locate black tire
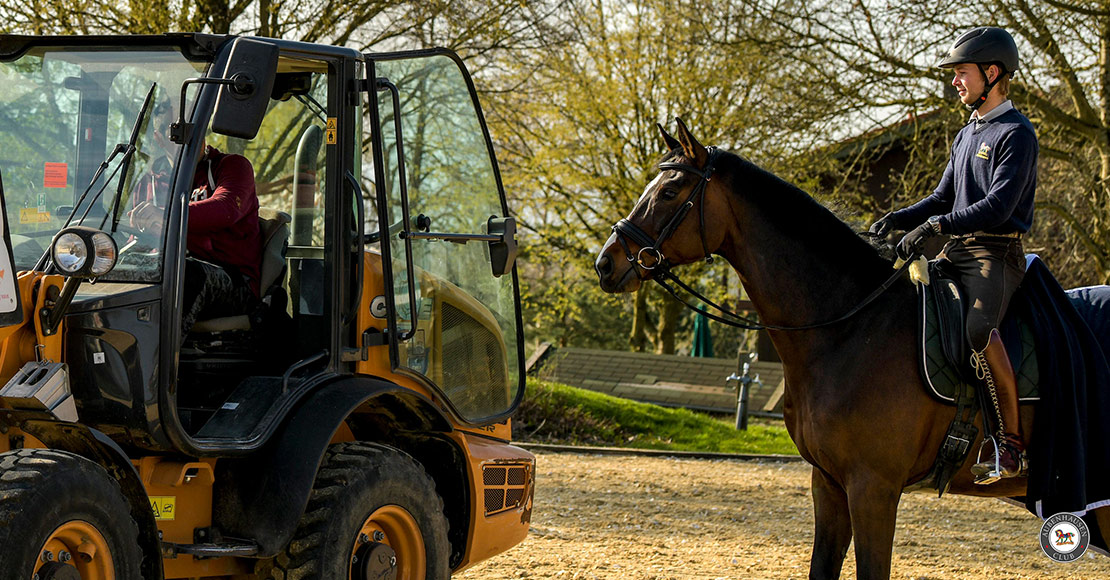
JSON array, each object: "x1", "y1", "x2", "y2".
[
  {"x1": 256, "y1": 442, "x2": 451, "y2": 580},
  {"x1": 0, "y1": 448, "x2": 142, "y2": 579}
]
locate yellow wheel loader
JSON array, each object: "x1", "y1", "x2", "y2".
[{"x1": 0, "y1": 33, "x2": 532, "y2": 579}]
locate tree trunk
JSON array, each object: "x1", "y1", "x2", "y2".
[
  {"x1": 655, "y1": 291, "x2": 682, "y2": 355},
  {"x1": 630, "y1": 285, "x2": 648, "y2": 352}
]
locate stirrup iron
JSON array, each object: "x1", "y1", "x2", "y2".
[{"x1": 972, "y1": 435, "x2": 1003, "y2": 485}]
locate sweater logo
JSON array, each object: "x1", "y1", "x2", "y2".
[{"x1": 976, "y1": 142, "x2": 991, "y2": 160}]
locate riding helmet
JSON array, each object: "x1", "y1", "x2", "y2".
[{"x1": 936, "y1": 27, "x2": 1019, "y2": 74}]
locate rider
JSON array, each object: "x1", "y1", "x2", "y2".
[
  {"x1": 869, "y1": 27, "x2": 1037, "y2": 484},
  {"x1": 130, "y1": 99, "x2": 263, "y2": 336}
]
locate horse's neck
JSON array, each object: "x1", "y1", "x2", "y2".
[{"x1": 715, "y1": 167, "x2": 900, "y2": 336}]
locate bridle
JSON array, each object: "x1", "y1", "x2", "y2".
[
  {"x1": 612, "y1": 147, "x2": 722, "y2": 272},
  {"x1": 609, "y1": 147, "x2": 913, "y2": 331}
]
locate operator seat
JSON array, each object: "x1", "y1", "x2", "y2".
[{"x1": 190, "y1": 208, "x2": 291, "y2": 333}]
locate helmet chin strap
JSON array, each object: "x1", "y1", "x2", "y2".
[{"x1": 966, "y1": 63, "x2": 1003, "y2": 112}]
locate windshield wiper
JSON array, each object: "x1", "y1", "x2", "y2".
[
  {"x1": 106, "y1": 82, "x2": 158, "y2": 233},
  {"x1": 33, "y1": 83, "x2": 159, "y2": 272}
]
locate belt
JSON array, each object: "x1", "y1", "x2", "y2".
[{"x1": 952, "y1": 231, "x2": 1023, "y2": 240}]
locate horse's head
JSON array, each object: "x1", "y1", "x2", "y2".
[{"x1": 595, "y1": 118, "x2": 732, "y2": 293}]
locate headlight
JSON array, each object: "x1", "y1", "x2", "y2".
[
  {"x1": 51, "y1": 227, "x2": 118, "y2": 278},
  {"x1": 53, "y1": 233, "x2": 87, "y2": 275},
  {"x1": 89, "y1": 232, "x2": 117, "y2": 277}
]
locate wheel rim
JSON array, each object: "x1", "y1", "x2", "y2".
[
  {"x1": 35, "y1": 520, "x2": 114, "y2": 580},
  {"x1": 351, "y1": 505, "x2": 425, "y2": 580}
]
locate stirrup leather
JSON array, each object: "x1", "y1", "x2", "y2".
[{"x1": 971, "y1": 348, "x2": 1007, "y2": 436}]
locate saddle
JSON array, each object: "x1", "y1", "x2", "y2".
[{"x1": 917, "y1": 259, "x2": 1040, "y2": 404}]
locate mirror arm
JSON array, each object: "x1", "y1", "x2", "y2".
[
  {"x1": 40, "y1": 277, "x2": 82, "y2": 337},
  {"x1": 171, "y1": 77, "x2": 245, "y2": 145}
]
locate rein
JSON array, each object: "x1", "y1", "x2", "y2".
[
  {"x1": 610, "y1": 148, "x2": 914, "y2": 331},
  {"x1": 654, "y1": 257, "x2": 914, "y2": 331}
]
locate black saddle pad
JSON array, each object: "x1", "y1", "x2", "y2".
[{"x1": 917, "y1": 262, "x2": 1039, "y2": 403}]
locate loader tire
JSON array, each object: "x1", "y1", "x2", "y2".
[
  {"x1": 255, "y1": 442, "x2": 450, "y2": 580},
  {"x1": 0, "y1": 448, "x2": 142, "y2": 579}
]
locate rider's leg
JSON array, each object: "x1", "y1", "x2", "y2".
[
  {"x1": 938, "y1": 238, "x2": 1026, "y2": 483},
  {"x1": 971, "y1": 328, "x2": 1026, "y2": 482}
]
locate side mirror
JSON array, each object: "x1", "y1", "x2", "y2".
[
  {"x1": 487, "y1": 216, "x2": 517, "y2": 277},
  {"x1": 211, "y1": 38, "x2": 278, "y2": 140}
]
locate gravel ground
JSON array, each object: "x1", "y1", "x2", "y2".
[{"x1": 457, "y1": 451, "x2": 1110, "y2": 580}]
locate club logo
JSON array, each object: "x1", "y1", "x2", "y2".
[
  {"x1": 976, "y1": 142, "x2": 991, "y2": 160},
  {"x1": 1039, "y1": 512, "x2": 1089, "y2": 562}
]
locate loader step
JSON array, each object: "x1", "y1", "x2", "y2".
[{"x1": 162, "y1": 540, "x2": 259, "y2": 558}]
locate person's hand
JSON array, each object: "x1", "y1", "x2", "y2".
[
  {"x1": 869, "y1": 212, "x2": 899, "y2": 238},
  {"x1": 128, "y1": 201, "x2": 164, "y2": 234},
  {"x1": 896, "y1": 223, "x2": 936, "y2": 260}
]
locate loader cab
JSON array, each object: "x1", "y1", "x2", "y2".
[{"x1": 0, "y1": 35, "x2": 524, "y2": 456}]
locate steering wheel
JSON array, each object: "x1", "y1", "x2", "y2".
[{"x1": 111, "y1": 223, "x2": 162, "y2": 254}]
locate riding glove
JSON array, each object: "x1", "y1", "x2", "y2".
[
  {"x1": 869, "y1": 212, "x2": 900, "y2": 238},
  {"x1": 896, "y1": 223, "x2": 936, "y2": 260}
]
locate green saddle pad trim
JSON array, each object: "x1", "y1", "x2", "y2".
[{"x1": 921, "y1": 284, "x2": 1039, "y2": 403}]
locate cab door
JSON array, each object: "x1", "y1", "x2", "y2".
[{"x1": 365, "y1": 50, "x2": 524, "y2": 425}]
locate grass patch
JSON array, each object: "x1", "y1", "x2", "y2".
[{"x1": 512, "y1": 379, "x2": 799, "y2": 456}]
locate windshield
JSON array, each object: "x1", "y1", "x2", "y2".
[{"x1": 0, "y1": 46, "x2": 208, "y2": 283}]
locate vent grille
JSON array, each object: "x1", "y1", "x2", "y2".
[
  {"x1": 482, "y1": 463, "x2": 531, "y2": 515},
  {"x1": 484, "y1": 467, "x2": 506, "y2": 486},
  {"x1": 441, "y1": 303, "x2": 509, "y2": 420}
]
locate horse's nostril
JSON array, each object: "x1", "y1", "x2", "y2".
[{"x1": 596, "y1": 254, "x2": 613, "y2": 277}]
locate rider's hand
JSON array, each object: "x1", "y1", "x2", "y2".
[
  {"x1": 896, "y1": 223, "x2": 936, "y2": 260},
  {"x1": 128, "y1": 201, "x2": 164, "y2": 234},
  {"x1": 869, "y1": 212, "x2": 900, "y2": 238}
]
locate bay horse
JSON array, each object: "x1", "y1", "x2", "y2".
[{"x1": 594, "y1": 119, "x2": 1110, "y2": 579}]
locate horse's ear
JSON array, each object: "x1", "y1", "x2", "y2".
[
  {"x1": 674, "y1": 117, "x2": 708, "y2": 167},
  {"x1": 658, "y1": 123, "x2": 681, "y2": 151}
]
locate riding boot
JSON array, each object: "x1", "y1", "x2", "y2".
[{"x1": 970, "y1": 329, "x2": 1027, "y2": 485}]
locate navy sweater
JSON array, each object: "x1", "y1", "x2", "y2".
[{"x1": 893, "y1": 108, "x2": 1038, "y2": 235}]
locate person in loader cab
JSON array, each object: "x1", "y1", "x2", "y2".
[
  {"x1": 130, "y1": 100, "x2": 263, "y2": 336},
  {"x1": 869, "y1": 26, "x2": 1037, "y2": 484}
]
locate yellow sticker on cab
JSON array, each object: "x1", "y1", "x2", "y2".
[
  {"x1": 150, "y1": 496, "x2": 176, "y2": 520},
  {"x1": 19, "y1": 208, "x2": 50, "y2": 224},
  {"x1": 326, "y1": 117, "x2": 337, "y2": 145}
]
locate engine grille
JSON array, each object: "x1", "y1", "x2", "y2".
[{"x1": 482, "y1": 463, "x2": 530, "y2": 515}]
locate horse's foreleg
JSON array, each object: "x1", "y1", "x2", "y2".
[
  {"x1": 809, "y1": 468, "x2": 852, "y2": 580},
  {"x1": 846, "y1": 477, "x2": 901, "y2": 580}
]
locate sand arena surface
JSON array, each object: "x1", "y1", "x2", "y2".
[{"x1": 457, "y1": 451, "x2": 1110, "y2": 579}]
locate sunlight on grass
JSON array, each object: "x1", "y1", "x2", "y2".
[{"x1": 514, "y1": 379, "x2": 799, "y2": 456}]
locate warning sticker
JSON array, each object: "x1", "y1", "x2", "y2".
[
  {"x1": 19, "y1": 208, "x2": 50, "y2": 224},
  {"x1": 150, "y1": 496, "x2": 176, "y2": 520},
  {"x1": 43, "y1": 162, "x2": 68, "y2": 189},
  {"x1": 326, "y1": 117, "x2": 337, "y2": 145}
]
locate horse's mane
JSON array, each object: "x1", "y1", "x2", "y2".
[{"x1": 659, "y1": 148, "x2": 893, "y2": 280}]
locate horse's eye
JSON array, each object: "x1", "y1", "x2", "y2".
[{"x1": 660, "y1": 189, "x2": 678, "y2": 200}]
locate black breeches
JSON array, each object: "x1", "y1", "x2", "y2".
[{"x1": 937, "y1": 237, "x2": 1026, "y2": 351}]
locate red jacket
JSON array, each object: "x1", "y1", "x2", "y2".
[{"x1": 186, "y1": 147, "x2": 262, "y2": 295}]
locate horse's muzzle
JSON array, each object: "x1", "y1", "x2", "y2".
[{"x1": 595, "y1": 234, "x2": 641, "y2": 293}]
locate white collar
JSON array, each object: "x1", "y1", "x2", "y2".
[{"x1": 970, "y1": 100, "x2": 1014, "y2": 124}]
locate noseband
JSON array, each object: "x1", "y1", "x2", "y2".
[{"x1": 612, "y1": 147, "x2": 722, "y2": 271}]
